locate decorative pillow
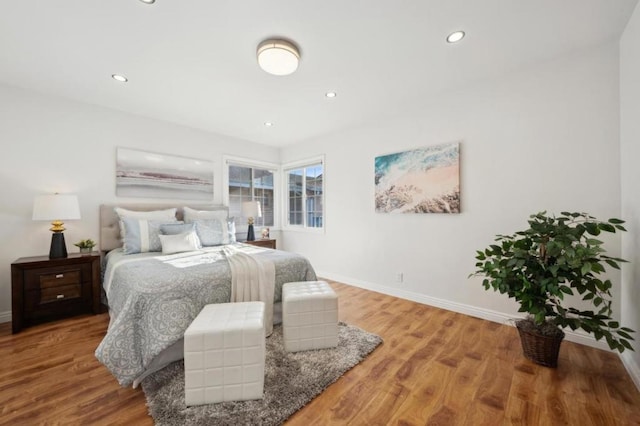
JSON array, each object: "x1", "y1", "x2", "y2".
[
  {"x1": 120, "y1": 217, "x2": 178, "y2": 254},
  {"x1": 160, "y1": 222, "x2": 195, "y2": 235},
  {"x1": 192, "y1": 219, "x2": 226, "y2": 246},
  {"x1": 115, "y1": 207, "x2": 177, "y2": 220},
  {"x1": 159, "y1": 231, "x2": 201, "y2": 254},
  {"x1": 183, "y1": 207, "x2": 227, "y2": 222},
  {"x1": 227, "y1": 217, "x2": 237, "y2": 243}
]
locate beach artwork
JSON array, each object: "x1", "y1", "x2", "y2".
[
  {"x1": 375, "y1": 142, "x2": 460, "y2": 213},
  {"x1": 116, "y1": 147, "x2": 214, "y2": 200}
]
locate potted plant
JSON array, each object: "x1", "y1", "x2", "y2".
[
  {"x1": 74, "y1": 238, "x2": 96, "y2": 254},
  {"x1": 470, "y1": 211, "x2": 634, "y2": 367}
]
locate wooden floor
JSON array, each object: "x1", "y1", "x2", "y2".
[{"x1": 1, "y1": 281, "x2": 639, "y2": 425}]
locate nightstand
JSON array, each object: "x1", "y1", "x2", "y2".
[
  {"x1": 11, "y1": 252, "x2": 101, "y2": 334},
  {"x1": 243, "y1": 239, "x2": 276, "y2": 249}
]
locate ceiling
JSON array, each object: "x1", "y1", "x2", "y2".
[{"x1": 0, "y1": 0, "x2": 637, "y2": 147}]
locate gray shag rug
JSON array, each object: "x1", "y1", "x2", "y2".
[{"x1": 141, "y1": 322, "x2": 383, "y2": 425}]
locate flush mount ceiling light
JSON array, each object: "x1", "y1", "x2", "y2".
[
  {"x1": 264, "y1": 121, "x2": 274, "y2": 127},
  {"x1": 111, "y1": 74, "x2": 128, "y2": 82},
  {"x1": 325, "y1": 91, "x2": 337, "y2": 98},
  {"x1": 447, "y1": 31, "x2": 465, "y2": 43},
  {"x1": 257, "y1": 39, "x2": 300, "y2": 76},
  {"x1": 139, "y1": 0, "x2": 156, "y2": 4}
]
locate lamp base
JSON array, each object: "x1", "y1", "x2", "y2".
[
  {"x1": 247, "y1": 224, "x2": 255, "y2": 241},
  {"x1": 49, "y1": 232, "x2": 68, "y2": 259}
]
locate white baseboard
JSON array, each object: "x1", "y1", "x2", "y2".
[
  {"x1": 0, "y1": 310, "x2": 11, "y2": 324},
  {"x1": 317, "y1": 270, "x2": 630, "y2": 354},
  {"x1": 621, "y1": 351, "x2": 640, "y2": 392}
]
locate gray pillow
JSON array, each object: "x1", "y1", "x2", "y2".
[
  {"x1": 193, "y1": 219, "x2": 225, "y2": 246},
  {"x1": 160, "y1": 222, "x2": 194, "y2": 235},
  {"x1": 120, "y1": 217, "x2": 178, "y2": 254}
]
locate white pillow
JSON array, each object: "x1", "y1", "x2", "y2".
[
  {"x1": 227, "y1": 217, "x2": 237, "y2": 243},
  {"x1": 115, "y1": 207, "x2": 177, "y2": 220},
  {"x1": 158, "y1": 231, "x2": 201, "y2": 254},
  {"x1": 183, "y1": 206, "x2": 227, "y2": 222}
]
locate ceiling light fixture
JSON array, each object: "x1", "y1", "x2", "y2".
[
  {"x1": 139, "y1": 0, "x2": 156, "y2": 4},
  {"x1": 112, "y1": 74, "x2": 128, "y2": 82},
  {"x1": 325, "y1": 91, "x2": 337, "y2": 98},
  {"x1": 257, "y1": 39, "x2": 300, "y2": 76},
  {"x1": 447, "y1": 31, "x2": 465, "y2": 43},
  {"x1": 264, "y1": 121, "x2": 274, "y2": 127}
]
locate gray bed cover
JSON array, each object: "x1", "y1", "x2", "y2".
[{"x1": 95, "y1": 244, "x2": 316, "y2": 386}]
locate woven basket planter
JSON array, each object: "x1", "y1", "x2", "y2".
[{"x1": 516, "y1": 321, "x2": 565, "y2": 367}]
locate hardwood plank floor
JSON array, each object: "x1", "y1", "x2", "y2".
[{"x1": 1, "y1": 280, "x2": 639, "y2": 425}]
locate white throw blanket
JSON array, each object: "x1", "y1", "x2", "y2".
[{"x1": 223, "y1": 245, "x2": 276, "y2": 336}]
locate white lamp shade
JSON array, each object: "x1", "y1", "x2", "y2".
[
  {"x1": 32, "y1": 194, "x2": 81, "y2": 221},
  {"x1": 241, "y1": 201, "x2": 262, "y2": 218},
  {"x1": 257, "y1": 39, "x2": 300, "y2": 76}
]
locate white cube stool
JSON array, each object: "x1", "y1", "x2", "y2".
[
  {"x1": 282, "y1": 281, "x2": 338, "y2": 352},
  {"x1": 184, "y1": 301, "x2": 265, "y2": 406}
]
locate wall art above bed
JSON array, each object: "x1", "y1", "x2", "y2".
[
  {"x1": 116, "y1": 147, "x2": 214, "y2": 200},
  {"x1": 375, "y1": 142, "x2": 460, "y2": 214}
]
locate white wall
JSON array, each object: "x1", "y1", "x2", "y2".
[
  {"x1": 0, "y1": 84, "x2": 279, "y2": 320},
  {"x1": 281, "y1": 44, "x2": 624, "y2": 349},
  {"x1": 620, "y1": 2, "x2": 640, "y2": 389}
]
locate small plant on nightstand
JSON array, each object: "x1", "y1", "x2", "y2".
[{"x1": 74, "y1": 238, "x2": 96, "y2": 254}]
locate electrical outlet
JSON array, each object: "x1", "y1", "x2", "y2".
[{"x1": 396, "y1": 272, "x2": 404, "y2": 283}]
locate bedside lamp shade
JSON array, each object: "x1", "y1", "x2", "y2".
[
  {"x1": 33, "y1": 194, "x2": 81, "y2": 259},
  {"x1": 241, "y1": 201, "x2": 262, "y2": 241}
]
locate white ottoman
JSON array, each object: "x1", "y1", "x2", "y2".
[
  {"x1": 184, "y1": 301, "x2": 265, "y2": 406},
  {"x1": 282, "y1": 281, "x2": 338, "y2": 352}
]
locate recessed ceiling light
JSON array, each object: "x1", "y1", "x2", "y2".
[
  {"x1": 111, "y1": 74, "x2": 128, "y2": 82},
  {"x1": 325, "y1": 91, "x2": 337, "y2": 98},
  {"x1": 257, "y1": 39, "x2": 300, "y2": 76},
  {"x1": 447, "y1": 31, "x2": 465, "y2": 43},
  {"x1": 139, "y1": 0, "x2": 156, "y2": 4},
  {"x1": 264, "y1": 122, "x2": 273, "y2": 127}
]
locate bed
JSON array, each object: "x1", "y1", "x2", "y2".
[{"x1": 94, "y1": 204, "x2": 317, "y2": 387}]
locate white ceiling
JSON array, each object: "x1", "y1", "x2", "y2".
[{"x1": 0, "y1": 0, "x2": 637, "y2": 147}]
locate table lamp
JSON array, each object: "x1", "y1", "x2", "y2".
[
  {"x1": 32, "y1": 194, "x2": 81, "y2": 259},
  {"x1": 241, "y1": 201, "x2": 262, "y2": 241}
]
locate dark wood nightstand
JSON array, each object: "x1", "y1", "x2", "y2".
[
  {"x1": 243, "y1": 239, "x2": 276, "y2": 249},
  {"x1": 11, "y1": 252, "x2": 101, "y2": 334}
]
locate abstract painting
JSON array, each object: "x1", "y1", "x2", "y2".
[
  {"x1": 375, "y1": 142, "x2": 460, "y2": 213},
  {"x1": 116, "y1": 147, "x2": 214, "y2": 200}
]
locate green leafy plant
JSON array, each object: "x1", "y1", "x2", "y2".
[
  {"x1": 74, "y1": 239, "x2": 96, "y2": 249},
  {"x1": 470, "y1": 211, "x2": 634, "y2": 353}
]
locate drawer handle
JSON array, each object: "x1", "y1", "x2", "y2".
[
  {"x1": 56, "y1": 294, "x2": 64, "y2": 299},
  {"x1": 55, "y1": 274, "x2": 64, "y2": 279}
]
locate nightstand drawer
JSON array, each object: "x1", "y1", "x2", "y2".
[
  {"x1": 39, "y1": 270, "x2": 81, "y2": 289},
  {"x1": 39, "y1": 283, "x2": 81, "y2": 303},
  {"x1": 24, "y1": 266, "x2": 87, "y2": 291}
]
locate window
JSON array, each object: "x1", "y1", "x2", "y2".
[
  {"x1": 227, "y1": 163, "x2": 275, "y2": 227},
  {"x1": 285, "y1": 160, "x2": 323, "y2": 229}
]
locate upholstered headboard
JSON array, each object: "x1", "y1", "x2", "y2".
[{"x1": 99, "y1": 203, "x2": 228, "y2": 252}]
